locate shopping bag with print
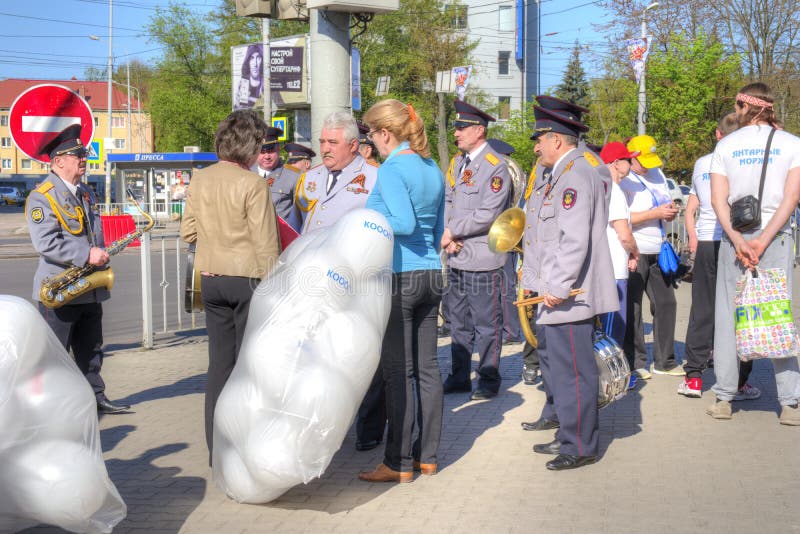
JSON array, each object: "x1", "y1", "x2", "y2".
[{"x1": 734, "y1": 267, "x2": 800, "y2": 361}]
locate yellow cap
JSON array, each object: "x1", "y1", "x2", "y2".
[{"x1": 627, "y1": 135, "x2": 663, "y2": 169}]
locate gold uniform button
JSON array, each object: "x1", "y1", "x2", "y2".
[
  {"x1": 525, "y1": 240, "x2": 530, "y2": 245},
  {"x1": 321, "y1": 206, "x2": 326, "y2": 210}
]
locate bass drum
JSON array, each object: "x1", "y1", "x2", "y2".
[
  {"x1": 184, "y1": 243, "x2": 203, "y2": 314},
  {"x1": 594, "y1": 333, "x2": 630, "y2": 408}
]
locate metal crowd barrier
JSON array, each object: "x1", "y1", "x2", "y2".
[{"x1": 138, "y1": 232, "x2": 204, "y2": 349}]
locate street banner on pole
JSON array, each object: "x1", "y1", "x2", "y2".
[{"x1": 625, "y1": 37, "x2": 650, "y2": 84}]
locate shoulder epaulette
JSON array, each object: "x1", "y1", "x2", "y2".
[
  {"x1": 309, "y1": 162, "x2": 325, "y2": 171},
  {"x1": 366, "y1": 160, "x2": 380, "y2": 168},
  {"x1": 583, "y1": 151, "x2": 600, "y2": 167},
  {"x1": 485, "y1": 152, "x2": 499, "y2": 166},
  {"x1": 284, "y1": 164, "x2": 300, "y2": 172},
  {"x1": 35, "y1": 182, "x2": 54, "y2": 194},
  {"x1": 446, "y1": 157, "x2": 456, "y2": 188},
  {"x1": 524, "y1": 161, "x2": 538, "y2": 201}
]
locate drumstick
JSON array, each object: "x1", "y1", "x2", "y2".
[{"x1": 513, "y1": 288, "x2": 585, "y2": 307}]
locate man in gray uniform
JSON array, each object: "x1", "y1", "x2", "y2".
[
  {"x1": 284, "y1": 142, "x2": 316, "y2": 173},
  {"x1": 256, "y1": 126, "x2": 302, "y2": 231},
  {"x1": 522, "y1": 104, "x2": 617, "y2": 470},
  {"x1": 441, "y1": 100, "x2": 512, "y2": 401},
  {"x1": 27, "y1": 124, "x2": 130, "y2": 415},
  {"x1": 294, "y1": 111, "x2": 378, "y2": 233}
]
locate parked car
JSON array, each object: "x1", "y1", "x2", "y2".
[
  {"x1": 666, "y1": 178, "x2": 684, "y2": 206},
  {"x1": 0, "y1": 186, "x2": 24, "y2": 206}
]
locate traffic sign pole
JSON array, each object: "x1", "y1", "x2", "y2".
[{"x1": 8, "y1": 84, "x2": 95, "y2": 164}]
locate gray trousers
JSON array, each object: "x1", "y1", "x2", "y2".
[{"x1": 711, "y1": 232, "x2": 800, "y2": 405}]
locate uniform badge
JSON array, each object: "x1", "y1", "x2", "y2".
[
  {"x1": 306, "y1": 181, "x2": 317, "y2": 192},
  {"x1": 562, "y1": 188, "x2": 577, "y2": 209},
  {"x1": 83, "y1": 191, "x2": 91, "y2": 204},
  {"x1": 350, "y1": 174, "x2": 366, "y2": 188},
  {"x1": 267, "y1": 177, "x2": 275, "y2": 187},
  {"x1": 30, "y1": 207, "x2": 44, "y2": 224},
  {"x1": 490, "y1": 176, "x2": 503, "y2": 193},
  {"x1": 461, "y1": 170, "x2": 474, "y2": 186}
]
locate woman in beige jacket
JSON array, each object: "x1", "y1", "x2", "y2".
[{"x1": 181, "y1": 109, "x2": 280, "y2": 463}]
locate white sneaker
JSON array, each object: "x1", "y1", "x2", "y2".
[
  {"x1": 652, "y1": 364, "x2": 686, "y2": 376},
  {"x1": 635, "y1": 368, "x2": 652, "y2": 380},
  {"x1": 732, "y1": 383, "x2": 761, "y2": 401}
]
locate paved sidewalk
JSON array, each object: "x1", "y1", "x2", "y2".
[{"x1": 20, "y1": 296, "x2": 800, "y2": 533}]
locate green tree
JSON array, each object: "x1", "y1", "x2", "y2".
[
  {"x1": 584, "y1": 62, "x2": 638, "y2": 146},
  {"x1": 487, "y1": 102, "x2": 536, "y2": 174},
  {"x1": 555, "y1": 41, "x2": 591, "y2": 109},
  {"x1": 645, "y1": 32, "x2": 741, "y2": 175},
  {"x1": 356, "y1": 0, "x2": 475, "y2": 167}
]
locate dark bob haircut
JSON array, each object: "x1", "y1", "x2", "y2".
[{"x1": 214, "y1": 109, "x2": 268, "y2": 166}]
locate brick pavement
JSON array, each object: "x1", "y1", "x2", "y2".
[{"x1": 18, "y1": 278, "x2": 800, "y2": 533}]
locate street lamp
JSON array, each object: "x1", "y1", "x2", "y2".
[{"x1": 637, "y1": 1, "x2": 659, "y2": 136}]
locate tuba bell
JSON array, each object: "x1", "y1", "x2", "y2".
[{"x1": 487, "y1": 207, "x2": 537, "y2": 348}]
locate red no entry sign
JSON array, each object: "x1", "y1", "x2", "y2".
[{"x1": 9, "y1": 84, "x2": 95, "y2": 163}]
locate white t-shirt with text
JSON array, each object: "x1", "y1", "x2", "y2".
[
  {"x1": 711, "y1": 124, "x2": 800, "y2": 231},
  {"x1": 690, "y1": 153, "x2": 723, "y2": 241}
]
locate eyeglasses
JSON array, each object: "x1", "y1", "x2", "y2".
[{"x1": 63, "y1": 149, "x2": 89, "y2": 159}]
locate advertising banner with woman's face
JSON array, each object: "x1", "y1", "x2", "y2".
[
  {"x1": 232, "y1": 37, "x2": 309, "y2": 111},
  {"x1": 232, "y1": 43, "x2": 264, "y2": 110}
]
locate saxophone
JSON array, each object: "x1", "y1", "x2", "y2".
[{"x1": 39, "y1": 189, "x2": 155, "y2": 309}]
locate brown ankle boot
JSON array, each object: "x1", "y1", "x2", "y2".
[{"x1": 358, "y1": 463, "x2": 412, "y2": 483}]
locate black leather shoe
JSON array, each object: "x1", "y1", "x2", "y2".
[
  {"x1": 443, "y1": 377, "x2": 471, "y2": 394},
  {"x1": 355, "y1": 439, "x2": 381, "y2": 452},
  {"x1": 97, "y1": 398, "x2": 131, "y2": 414},
  {"x1": 470, "y1": 389, "x2": 497, "y2": 401},
  {"x1": 533, "y1": 439, "x2": 561, "y2": 455},
  {"x1": 520, "y1": 418, "x2": 560, "y2": 431},
  {"x1": 546, "y1": 454, "x2": 597, "y2": 471}
]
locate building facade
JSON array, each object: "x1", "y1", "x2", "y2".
[
  {"x1": 0, "y1": 79, "x2": 152, "y2": 192},
  {"x1": 454, "y1": 0, "x2": 540, "y2": 120}
]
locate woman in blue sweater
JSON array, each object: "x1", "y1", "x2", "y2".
[{"x1": 358, "y1": 99, "x2": 446, "y2": 483}]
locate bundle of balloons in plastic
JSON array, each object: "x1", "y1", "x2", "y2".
[
  {"x1": 0, "y1": 295, "x2": 126, "y2": 533},
  {"x1": 213, "y1": 208, "x2": 394, "y2": 503}
]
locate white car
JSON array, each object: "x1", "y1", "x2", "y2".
[
  {"x1": 666, "y1": 178, "x2": 684, "y2": 207},
  {"x1": 0, "y1": 186, "x2": 24, "y2": 206}
]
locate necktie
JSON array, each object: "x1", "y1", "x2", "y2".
[
  {"x1": 326, "y1": 170, "x2": 341, "y2": 194},
  {"x1": 459, "y1": 155, "x2": 471, "y2": 178}
]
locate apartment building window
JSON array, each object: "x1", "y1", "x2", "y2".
[
  {"x1": 498, "y1": 51, "x2": 511, "y2": 75},
  {"x1": 0, "y1": 115, "x2": 7, "y2": 126},
  {"x1": 94, "y1": 117, "x2": 100, "y2": 127},
  {"x1": 498, "y1": 5, "x2": 514, "y2": 31},
  {"x1": 498, "y1": 97, "x2": 511, "y2": 120},
  {"x1": 89, "y1": 162, "x2": 101, "y2": 171},
  {"x1": 111, "y1": 116, "x2": 126, "y2": 129},
  {"x1": 1, "y1": 137, "x2": 11, "y2": 148},
  {"x1": 21, "y1": 159, "x2": 32, "y2": 170},
  {"x1": 446, "y1": 3, "x2": 467, "y2": 30},
  {"x1": 113, "y1": 138, "x2": 126, "y2": 150},
  {"x1": 1, "y1": 159, "x2": 12, "y2": 169}
]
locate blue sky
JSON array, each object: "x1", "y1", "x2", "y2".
[{"x1": 0, "y1": 0, "x2": 609, "y2": 93}]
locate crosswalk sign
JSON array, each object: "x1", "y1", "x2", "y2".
[
  {"x1": 271, "y1": 117, "x2": 288, "y2": 142},
  {"x1": 88, "y1": 139, "x2": 102, "y2": 164}
]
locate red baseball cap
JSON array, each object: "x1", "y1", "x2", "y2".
[{"x1": 599, "y1": 142, "x2": 640, "y2": 164}]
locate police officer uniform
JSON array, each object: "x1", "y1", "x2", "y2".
[
  {"x1": 442, "y1": 101, "x2": 512, "y2": 400},
  {"x1": 522, "y1": 105, "x2": 617, "y2": 470},
  {"x1": 357, "y1": 121, "x2": 379, "y2": 165},
  {"x1": 257, "y1": 127, "x2": 302, "y2": 231},
  {"x1": 284, "y1": 142, "x2": 316, "y2": 167},
  {"x1": 294, "y1": 154, "x2": 378, "y2": 234},
  {"x1": 26, "y1": 124, "x2": 130, "y2": 414}
]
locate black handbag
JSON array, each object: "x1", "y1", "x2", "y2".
[{"x1": 730, "y1": 128, "x2": 775, "y2": 232}]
